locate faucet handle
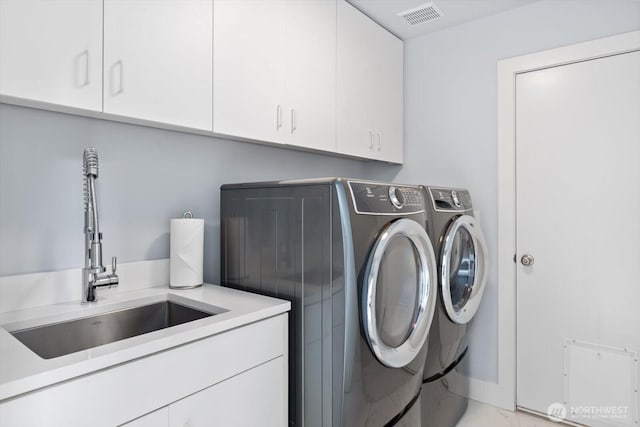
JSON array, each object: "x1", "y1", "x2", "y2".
[{"x1": 111, "y1": 256, "x2": 117, "y2": 274}]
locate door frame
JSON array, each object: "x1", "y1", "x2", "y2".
[{"x1": 495, "y1": 30, "x2": 640, "y2": 411}]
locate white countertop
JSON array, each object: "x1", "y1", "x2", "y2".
[{"x1": 0, "y1": 284, "x2": 290, "y2": 401}]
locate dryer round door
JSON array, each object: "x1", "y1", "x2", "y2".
[
  {"x1": 440, "y1": 214, "x2": 488, "y2": 324},
  {"x1": 362, "y1": 218, "x2": 438, "y2": 368}
]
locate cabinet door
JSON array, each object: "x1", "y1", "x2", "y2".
[
  {"x1": 337, "y1": 0, "x2": 403, "y2": 163},
  {"x1": 120, "y1": 407, "x2": 169, "y2": 427},
  {"x1": 169, "y1": 357, "x2": 286, "y2": 427},
  {"x1": 370, "y1": 26, "x2": 403, "y2": 164},
  {"x1": 213, "y1": 0, "x2": 286, "y2": 144},
  {"x1": 336, "y1": 0, "x2": 377, "y2": 160},
  {"x1": 0, "y1": 0, "x2": 102, "y2": 110},
  {"x1": 284, "y1": 0, "x2": 336, "y2": 152},
  {"x1": 103, "y1": 0, "x2": 213, "y2": 130}
]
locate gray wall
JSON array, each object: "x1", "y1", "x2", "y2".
[
  {"x1": 367, "y1": 0, "x2": 640, "y2": 383},
  {"x1": 1, "y1": 0, "x2": 638, "y2": 386},
  {"x1": 0, "y1": 104, "x2": 369, "y2": 278}
]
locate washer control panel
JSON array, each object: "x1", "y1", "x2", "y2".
[
  {"x1": 429, "y1": 187, "x2": 472, "y2": 211},
  {"x1": 349, "y1": 181, "x2": 425, "y2": 214}
]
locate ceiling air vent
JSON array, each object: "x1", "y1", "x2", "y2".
[{"x1": 397, "y1": 3, "x2": 443, "y2": 26}]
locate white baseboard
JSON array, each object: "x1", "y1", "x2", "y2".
[
  {"x1": 447, "y1": 370, "x2": 515, "y2": 412},
  {"x1": 0, "y1": 259, "x2": 169, "y2": 314}
]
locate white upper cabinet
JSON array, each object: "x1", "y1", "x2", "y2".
[
  {"x1": 213, "y1": 0, "x2": 286, "y2": 144},
  {"x1": 370, "y1": 19, "x2": 403, "y2": 164},
  {"x1": 337, "y1": 0, "x2": 376, "y2": 160},
  {"x1": 337, "y1": 0, "x2": 403, "y2": 163},
  {"x1": 103, "y1": 0, "x2": 213, "y2": 131},
  {"x1": 213, "y1": 0, "x2": 336, "y2": 151},
  {"x1": 0, "y1": 0, "x2": 102, "y2": 111},
  {"x1": 284, "y1": 0, "x2": 336, "y2": 152},
  {"x1": 0, "y1": 0, "x2": 401, "y2": 162}
]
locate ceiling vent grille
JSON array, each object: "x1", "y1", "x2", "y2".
[{"x1": 397, "y1": 3, "x2": 443, "y2": 26}]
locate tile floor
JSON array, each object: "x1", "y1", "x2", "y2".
[{"x1": 457, "y1": 400, "x2": 562, "y2": 427}]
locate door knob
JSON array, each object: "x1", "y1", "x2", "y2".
[{"x1": 521, "y1": 254, "x2": 535, "y2": 266}]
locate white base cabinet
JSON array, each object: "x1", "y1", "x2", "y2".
[
  {"x1": 0, "y1": 0, "x2": 102, "y2": 111},
  {"x1": 122, "y1": 357, "x2": 286, "y2": 427},
  {"x1": 121, "y1": 408, "x2": 169, "y2": 427},
  {"x1": 169, "y1": 357, "x2": 286, "y2": 427},
  {"x1": 0, "y1": 314, "x2": 288, "y2": 427}
]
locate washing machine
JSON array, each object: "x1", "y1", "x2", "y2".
[
  {"x1": 220, "y1": 178, "x2": 439, "y2": 426},
  {"x1": 420, "y1": 187, "x2": 488, "y2": 427}
]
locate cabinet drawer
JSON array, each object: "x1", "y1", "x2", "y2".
[{"x1": 169, "y1": 357, "x2": 287, "y2": 427}]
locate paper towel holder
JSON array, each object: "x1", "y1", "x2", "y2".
[{"x1": 169, "y1": 211, "x2": 204, "y2": 290}]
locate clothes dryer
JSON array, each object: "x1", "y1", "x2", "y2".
[
  {"x1": 221, "y1": 178, "x2": 439, "y2": 426},
  {"x1": 420, "y1": 187, "x2": 488, "y2": 427}
]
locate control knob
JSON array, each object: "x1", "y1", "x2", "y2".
[
  {"x1": 389, "y1": 186, "x2": 404, "y2": 209},
  {"x1": 451, "y1": 190, "x2": 462, "y2": 208}
]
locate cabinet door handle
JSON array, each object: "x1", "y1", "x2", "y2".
[
  {"x1": 84, "y1": 51, "x2": 90, "y2": 87},
  {"x1": 291, "y1": 108, "x2": 296, "y2": 133},
  {"x1": 110, "y1": 60, "x2": 124, "y2": 96},
  {"x1": 376, "y1": 131, "x2": 382, "y2": 152},
  {"x1": 369, "y1": 130, "x2": 374, "y2": 149},
  {"x1": 76, "y1": 50, "x2": 90, "y2": 87},
  {"x1": 276, "y1": 105, "x2": 282, "y2": 130}
]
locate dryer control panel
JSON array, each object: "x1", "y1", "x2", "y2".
[
  {"x1": 429, "y1": 187, "x2": 472, "y2": 211},
  {"x1": 348, "y1": 181, "x2": 425, "y2": 215}
]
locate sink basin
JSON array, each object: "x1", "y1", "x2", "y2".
[{"x1": 10, "y1": 301, "x2": 215, "y2": 359}]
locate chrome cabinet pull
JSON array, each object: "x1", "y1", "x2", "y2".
[
  {"x1": 84, "y1": 50, "x2": 90, "y2": 87},
  {"x1": 110, "y1": 60, "x2": 123, "y2": 96},
  {"x1": 369, "y1": 130, "x2": 374, "y2": 149},
  {"x1": 376, "y1": 131, "x2": 382, "y2": 152},
  {"x1": 276, "y1": 105, "x2": 282, "y2": 130},
  {"x1": 75, "y1": 50, "x2": 90, "y2": 87},
  {"x1": 291, "y1": 108, "x2": 296, "y2": 133}
]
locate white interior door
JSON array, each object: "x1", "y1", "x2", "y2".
[{"x1": 516, "y1": 51, "x2": 640, "y2": 426}]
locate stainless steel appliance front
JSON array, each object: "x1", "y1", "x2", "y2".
[{"x1": 221, "y1": 178, "x2": 438, "y2": 427}]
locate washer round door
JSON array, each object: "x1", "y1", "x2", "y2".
[
  {"x1": 362, "y1": 218, "x2": 438, "y2": 368},
  {"x1": 440, "y1": 214, "x2": 488, "y2": 324}
]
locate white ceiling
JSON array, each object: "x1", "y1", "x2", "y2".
[{"x1": 348, "y1": 0, "x2": 539, "y2": 40}]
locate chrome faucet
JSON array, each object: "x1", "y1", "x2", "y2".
[{"x1": 82, "y1": 148, "x2": 118, "y2": 303}]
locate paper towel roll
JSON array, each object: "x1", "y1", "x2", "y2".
[{"x1": 170, "y1": 216, "x2": 204, "y2": 289}]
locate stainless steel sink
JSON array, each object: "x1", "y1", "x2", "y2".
[{"x1": 10, "y1": 301, "x2": 215, "y2": 359}]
